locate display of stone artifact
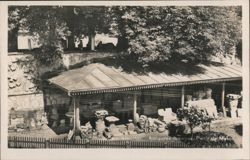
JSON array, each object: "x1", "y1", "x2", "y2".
[
  {"x1": 126, "y1": 119, "x2": 137, "y2": 135},
  {"x1": 29, "y1": 118, "x2": 36, "y2": 130},
  {"x1": 157, "y1": 124, "x2": 166, "y2": 133},
  {"x1": 226, "y1": 94, "x2": 241, "y2": 118},
  {"x1": 41, "y1": 113, "x2": 48, "y2": 125},
  {"x1": 95, "y1": 110, "x2": 108, "y2": 134},
  {"x1": 205, "y1": 88, "x2": 212, "y2": 99},
  {"x1": 134, "y1": 113, "x2": 140, "y2": 124},
  {"x1": 105, "y1": 116, "x2": 119, "y2": 128},
  {"x1": 59, "y1": 119, "x2": 66, "y2": 127},
  {"x1": 80, "y1": 122, "x2": 93, "y2": 139},
  {"x1": 105, "y1": 116, "x2": 123, "y2": 137},
  {"x1": 138, "y1": 115, "x2": 147, "y2": 130},
  {"x1": 50, "y1": 107, "x2": 59, "y2": 127},
  {"x1": 147, "y1": 118, "x2": 157, "y2": 132},
  {"x1": 65, "y1": 104, "x2": 74, "y2": 127},
  {"x1": 158, "y1": 108, "x2": 177, "y2": 123},
  {"x1": 103, "y1": 127, "x2": 113, "y2": 139},
  {"x1": 186, "y1": 99, "x2": 218, "y2": 118},
  {"x1": 194, "y1": 90, "x2": 205, "y2": 100},
  {"x1": 185, "y1": 95, "x2": 193, "y2": 102}
]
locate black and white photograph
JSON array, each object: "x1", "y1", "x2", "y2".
[{"x1": 0, "y1": 1, "x2": 249, "y2": 160}]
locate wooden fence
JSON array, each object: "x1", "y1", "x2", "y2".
[{"x1": 8, "y1": 136, "x2": 236, "y2": 148}]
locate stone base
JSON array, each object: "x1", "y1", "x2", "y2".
[
  {"x1": 230, "y1": 110, "x2": 237, "y2": 118},
  {"x1": 111, "y1": 128, "x2": 123, "y2": 137},
  {"x1": 237, "y1": 109, "x2": 243, "y2": 117}
]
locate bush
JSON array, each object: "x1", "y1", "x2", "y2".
[
  {"x1": 167, "y1": 122, "x2": 186, "y2": 137},
  {"x1": 176, "y1": 106, "x2": 213, "y2": 137}
]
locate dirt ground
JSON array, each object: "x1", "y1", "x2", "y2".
[{"x1": 210, "y1": 118, "x2": 242, "y2": 147}]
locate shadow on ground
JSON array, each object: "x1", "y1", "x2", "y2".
[{"x1": 234, "y1": 124, "x2": 242, "y2": 136}]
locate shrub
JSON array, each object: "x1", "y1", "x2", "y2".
[
  {"x1": 167, "y1": 122, "x2": 186, "y2": 137},
  {"x1": 176, "y1": 106, "x2": 214, "y2": 137},
  {"x1": 182, "y1": 131, "x2": 237, "y2": 148}
]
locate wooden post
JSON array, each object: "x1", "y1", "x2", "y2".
[
  {"x1": 181, "y1": 86, "x2": 185, "y2": 108},
  {"x1": 133, "y1": 93, "x2": 137, "y2": 123},
  {"x1": 76, "y1": 97, "x2": 81, "y2": 131},
  {"x1": 73, "y1": 96, "x2": 81, "y2": 133},
  {"x1": 73, "y1": 97, "x2": 76, "y2": 131},
  {"x1": 222, "y1": 82, "x2": 226, "y2": 117},
  {"x1": 28, "y1": 39, "x2": 32, "y2": 50},
  {"x1": 90, "y1": 34, "x2": 95, "y2": 51},
  {"x1": 45, "y1": 139, "x2": 50, "y2": 148}
]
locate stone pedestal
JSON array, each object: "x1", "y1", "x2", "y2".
[
  {"x1": 65, "y1": 112, "x2": 74, "y2": 127},
  {"x1": 95, "y1": 119, "x2": 106, "y2": 133},
  {"x1": 226, "y1": 94, "x2": 240, "y2": 118},
  {"x1": 230, "y1": 110, "x2": 237, "y2": 118},
  {"x1": 50, "y1": 107, "x2": 59, "y2": 127},
  {"x1": 205, "y1": 88, "x2": 212, "y2": 99},
  {"x1": 94, "y1": 110, "x2": 108, "y2": 134},
  {"x1": 105, "y1": 116, "x2": 123, "y2": 137},
  {"x1": 237, "y1": 108, "x2": 243, "y2": 117},
  {"x1": 106, "y1": 116, "x2": 119, "y2": 128}
]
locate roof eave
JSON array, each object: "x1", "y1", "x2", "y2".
[{"x1": 67, "y1": 76, "x2": 242, "y2": 96}]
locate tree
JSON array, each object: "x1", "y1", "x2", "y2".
[
  {"x1": 8, "y1": 6, "x2": 29, "y2": 52},
  {"x1": 24, "y1": 6, "x2": 71, "y2": 64},
  {"x1": 8, "y1": 6, "x2": 111, "y2": 64},
  {"x1": 71, "y1": 6, "x2": 111, "y2": 50},
  {"x1": 111, "y1": 6, "x2": 242, "y2": 66},
  {"x1": 9, "y1": 6, "x2": 242, "y2": 66}
]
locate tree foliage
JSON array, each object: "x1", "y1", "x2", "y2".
[
  {"x1": 8, "y1": 6, "x2": 242, "y2": 65},
  {"x1": 111, "y1": 6, "x2": 242, "y2": 65},
  {"x1": 8, "y1": 6, "x2": 111, "y2": 64},
  {"x1": 25, "y1": 6, "x2": 71, "y2": 64},
  {"x1": 8, "y1": 6, "x2": 29, "y2": 51}
]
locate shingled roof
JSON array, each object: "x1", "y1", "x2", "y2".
[{"x1": 48, "y1": 63, "x2": 242, "y2": 96}]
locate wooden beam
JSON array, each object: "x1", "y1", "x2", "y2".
[
  {"x1": 181, "y1": 86, "x2": 185, "y2": 108},
  {"x1": 133, "y1": 93, "x2": 137, "y2": 123},
  {"x1": 222, "y1": 82, "x2": 226, "y2": 117}
]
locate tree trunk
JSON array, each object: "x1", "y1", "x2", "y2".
[
  {"x1": 8, "y1": 28, "x2": 18, "y2": 52},
  {"x1": 190, "y1": 127, "x2": 194, "y2": 139},
  {"x1": 117, "y1": 36, "x2": 129, "y2": 51},
  {"x1": 67, "y1": 35, "x2": 75, "y2": 50},
  {"x1": 65, "y1": 7, "x2": 76, "y2": 51}
]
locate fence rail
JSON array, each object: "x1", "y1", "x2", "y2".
[{"x1": 8, "y1": 136, "x2": 237, "y2": 148}]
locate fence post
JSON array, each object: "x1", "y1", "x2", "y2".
[
  {"x1": 125, "y1": 140, "x2": 130, "y2": 148},
  {"x1": 164, "y1": 140, "x2": 168, "y2": 148},
  {"x1": 85, "y1": 139, "x2": 90, "y2": 148},
  {"x1": 45, "y1": 138, "x2": 50, "y2": 148},
  {"x1": 14, "y1": 137, "x2": 17, "y2": 148}
]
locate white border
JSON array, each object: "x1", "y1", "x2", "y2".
[{"x1": 1, "y1": 1, "x2": 249, "y2": 160}]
